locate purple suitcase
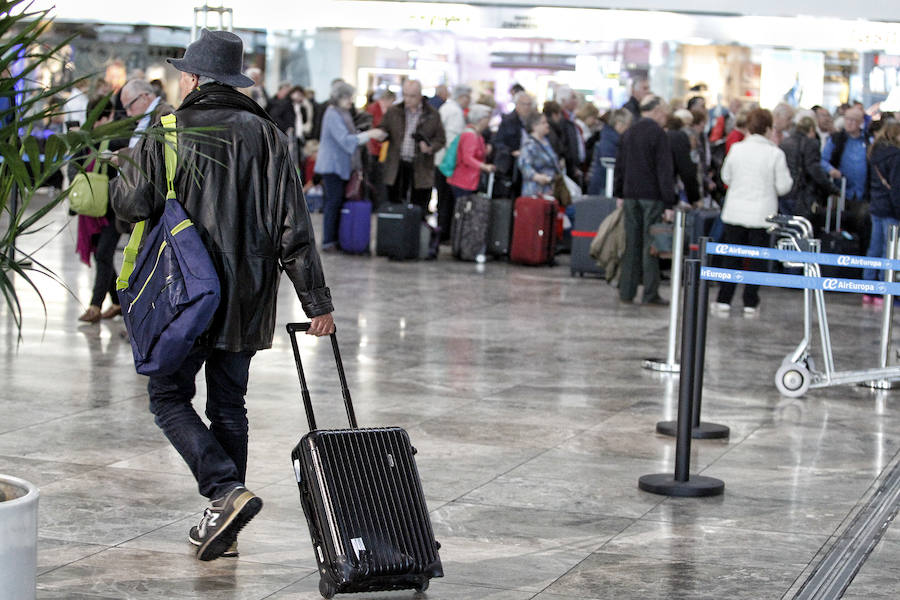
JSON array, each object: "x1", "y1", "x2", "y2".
[{"x1": 339, "y1": 200, "x2": 371, "y2": 254}]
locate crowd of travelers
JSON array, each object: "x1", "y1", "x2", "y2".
[{"x1": 42, "y1": 64, "x2": 900, "y2": 321}]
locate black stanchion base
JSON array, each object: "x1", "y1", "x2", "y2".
[
  {"x1": 656, "y1": 420, "x2": 730, "y2": 439},
  {"x1": 638, "y1": 473, "x2": 725, "y2": 497}
]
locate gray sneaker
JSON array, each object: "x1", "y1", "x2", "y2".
[{"x1": 190, "y1": 486, "x2": 262, "y2": 561}]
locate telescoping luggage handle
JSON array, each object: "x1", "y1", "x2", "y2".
[{"x1": 286, "y1": 323, "x2": 358, "y2": 431}]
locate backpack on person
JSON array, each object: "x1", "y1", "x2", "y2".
[
  {"x1": 116, "y1": 114, "x2": 221, "y2": 376},
  {"x1": 438, "y1": 133, "x2": 461, "y2": 178}
]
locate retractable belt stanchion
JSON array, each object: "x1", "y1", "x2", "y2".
[
  {"x1": 657, "y1": 237, "x2": 730, "y2": 439},
  {"x1": 639, "y1": 259, "x2": 725, "y2": 497},
  {"x1": 864, "y1": 224, "x2": 900, "y2": 390},
  {"x1": 643, "y1": 210, "x2": 685, "y2": 373}
]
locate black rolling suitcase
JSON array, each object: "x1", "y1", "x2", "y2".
[
  {"x1": 376, "y1": 203, "x2": 423, "y2": 259},
  {"x1": 287, "y1": 323, "x2": 443, "y2": 599},
  {"x1": 820, "y1": 178, "x2": 862, "y2": 279},
  {"x1": 488, "y1": 197, "x2": 514, "y2": 258},
  {"x1": 570, "y1": 196, "x2": 617, "y2": 276}
]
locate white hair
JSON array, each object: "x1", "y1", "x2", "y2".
[
  {"x1": 673, "y1": 108, "x2": 693, "y2": 126},
  {"x1": 197, "y1": 75, "x2": 224, "y2": 86},
  {"x1": 121, "y1": 78, "x2": 155, "y2": 97},
  {"x1": 452, "y1": 84, "x2": 472, "y2": 100},
  {"x1": 556, "y1": 86, "x2": 575, "y2": 103},
  {"x1": 466, "y1": 104, "x2": 492, "y2": 124},
  {"x1": 330, "y1": 81, "x2": 355, "y2": 102},
  {"x1": 773, "y1": 102, "x2": 795, "y2": 121}
]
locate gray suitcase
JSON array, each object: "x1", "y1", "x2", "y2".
[
  {"x1": 451, "y1": 194, "x2": 491, "y2": 261},
  {"x1": 570, "y1": 196, "x2": 617, "y2": 277}
]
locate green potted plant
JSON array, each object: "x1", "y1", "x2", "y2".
[{"x1": 0, "y1": 2, "x2": 170, "y2": 595}]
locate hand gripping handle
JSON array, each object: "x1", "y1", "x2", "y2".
[{"x1": 286, "y1": 323, "x2": 357, "y2": 431}]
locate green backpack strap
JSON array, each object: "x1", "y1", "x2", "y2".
[{"x1": 116, "y1": 114, "x2": 178, "y2": 291}]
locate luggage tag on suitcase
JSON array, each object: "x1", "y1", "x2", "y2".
[{"x1": 286, "y1": 323, "x2": 443, "y2": 599}]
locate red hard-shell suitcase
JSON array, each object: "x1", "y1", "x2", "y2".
[
  {"x1": 510, "y1": 196, "x2": 558, "y2": 265},
  {"x1": 286, "y1": 323, "x2": 443, "y2": 599}
]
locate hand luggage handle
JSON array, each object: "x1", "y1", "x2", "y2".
[{"x1": 286, "y1": 322, "x2": 358, "y2": 431}]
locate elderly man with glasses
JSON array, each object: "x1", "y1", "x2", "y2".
[{"x1": 119, "y1": 78, "x2": 174, "y2": 148}]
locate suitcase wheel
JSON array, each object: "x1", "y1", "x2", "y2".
[
  {"x1": 415, "y1": 579, "x2": 430, "y2": 592},
  {"x1": 319, "y1": 577, "x2": 337, "y2": 599}
]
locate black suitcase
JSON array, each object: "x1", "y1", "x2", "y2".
[
  {"x1": 287, "y1": 323, "x2": 443, "y2": 598},
  {"x1": 819, "y1": 179, "x2": 863, "y2": 279},
  {"x1": 488, "y1": 198, "x2": 514, "y2": 257},
  {"x1": 570, "y1": 196, "x2": 616, "y2": 277},
  {"x1": 376, "y1": 204, "x2": 423, "y2": 260}
]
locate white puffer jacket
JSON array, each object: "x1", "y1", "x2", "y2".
[{"x1": 720, "y1": 134, "x2": 793, "y2": 229}]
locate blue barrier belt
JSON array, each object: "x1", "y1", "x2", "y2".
[
  {"x1": 700, "y1": 267, "x2": 900, "y2": 295},
  {"x1": 704, "y1": 242, "x2": 900, "y2": 272}
]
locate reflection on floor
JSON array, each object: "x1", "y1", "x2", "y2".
[{"x1": 2, "y1": 206, "x2": 899, "y2": 599}]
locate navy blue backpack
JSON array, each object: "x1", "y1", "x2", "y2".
[{"x1": 116, "y1": 114, "x2": 220, "y2": 376}]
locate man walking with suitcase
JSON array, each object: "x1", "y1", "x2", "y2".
[
  {"x1": 112, "y1": 29, "x2": 335, "y2": 562},
  {"x1": 614, "y1": 95, "x2": 674, "y2": 305}
]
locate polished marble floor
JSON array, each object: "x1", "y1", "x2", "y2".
[{"x1": 3, "y1": 201, "x2": 900, "y2": 599}]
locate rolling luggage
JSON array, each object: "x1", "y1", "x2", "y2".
[
  {"x1": 820, "y1": 178, "x2": 862, "y2": 279},
  {"x1": 287, "y1": 323, "x2": 443, "y2": 599},
  {"x1": 338, "y1": 200, "x2": 371, "y2": 254},
  {"x1": 451, "y1": 186, "x2": 491, "y2": 261},
  {"x1": 376, "y1": 204, "x2": 423, "y2": 260},
  {"x1": 570, "y1": 196, "x2": 616, "y2": 276},
  {"x1": 451, "y1": 174, "x2": 495, "y2": 261},
  {"x1": 488, "y1": 198, "x2": 514, "y2": 257},
  {"x1": 510, "y1": 196, "x2": 558, "y2": 266}
]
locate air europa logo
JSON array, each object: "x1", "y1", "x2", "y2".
[
  {"x1": 823, "y1": 278, "x2": 839, "y2": 290},
  {"x1": 838, "y1": 256, "x2": 851, "y2": 266}
]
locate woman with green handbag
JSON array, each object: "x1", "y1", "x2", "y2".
[{"x1": 72, "y1": 96, "x2": 127, "y2": 323}]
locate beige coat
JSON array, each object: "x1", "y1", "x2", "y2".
[{"x1": 589, "y1": 205, "x2": 626, "y2": 283}]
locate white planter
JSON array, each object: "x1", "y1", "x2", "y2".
[{"x1": 0, "y1": 475, "x2": 39, "y2": 600}]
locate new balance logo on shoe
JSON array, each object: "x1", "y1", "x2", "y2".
[{"x1": 188, "y1": 486, "x2": 263, "y2": 561}]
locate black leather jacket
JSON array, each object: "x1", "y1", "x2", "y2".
[{"x1": 112, "y1": 84, "x2": 332, "y2": 352}]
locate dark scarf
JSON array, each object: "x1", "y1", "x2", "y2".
[{"x1": 179, "y1": 83, "x2": 275, "y2": 125}]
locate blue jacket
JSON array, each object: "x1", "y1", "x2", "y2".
[
  {"x1": 821, "y1": 133, "x2": 867, "y2": 201},
  {"x1": 588, "y1": 126, "x2": 619, "y2": 195},
  {"x1": 868, "y1": 144, "x2": 900, "y2": 220},
  {"x1": 314, "y1": 105, "x2": 359, "y2": 180},
  {"x1": 518, "y1": 136, "x2": 559, "y2": 197}
]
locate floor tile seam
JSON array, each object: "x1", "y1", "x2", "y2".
[
  {"x1": 257, "y1": 570, "x2": 321, "y2": 600},
  {"x1": 444, "y1": 440, "x2": 574, "y2": 504},
  {"x1": 526, "y1": 548, "x2": 603, "y2": 600},
  {"x1": 0, "y1": 391, "x2": 149, "y2": 437},
  {"x1": 695, "y1": 416, "x2": 768, "y2": 473},
  {"x1": 635, "y1": 512, "x2": 844, "y2": 538},
  {"x1": 35, "y1": 542, "x2": 113, "y2": 579},
  {"x1": 583, "y1": 547, "x2": 818, "y2": 573},
  {"x1": 443, "y1": 497, "x2": 645, "y2": 523}
]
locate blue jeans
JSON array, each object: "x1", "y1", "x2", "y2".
[
  {"x1": 148, "y1": 346, "x2": 255, "y2": 500},
  {"x1": 321, "y1": 173, "x2": 346, "y2": 248},
  {"x1": 864, "y1": 214, "x2": 899, "y2": 281}
]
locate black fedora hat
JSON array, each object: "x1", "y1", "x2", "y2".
[{"x1": 168, "y1": 29, "x2": 254, "y2": 88}]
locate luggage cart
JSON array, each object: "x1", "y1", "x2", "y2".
[{"x1": 767, "y1": 215, "x2": 900, "y2": 397}]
